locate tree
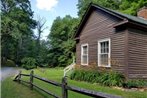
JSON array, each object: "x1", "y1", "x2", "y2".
[
  {"x1": 119, "y1": 0, "x2": 147, "y2": 15},
  {"x1": 35, "y1": 16, "x2": 48, "y2": 65},
  {"x1": 37, "y1": 40, "x2": 49, "y2": 66},
  {"x1": 77, "y1": 0, "x2": 147, "y2": 17},
  {"x1": 47, "y1": 15, "x2": 78, "y2": 67},
  {"x1": 1, "y1": 0, "x2": 36, "y2": 64},
  {"x1": 77, "y1": 0, "x2": 121, "y2": 17}
]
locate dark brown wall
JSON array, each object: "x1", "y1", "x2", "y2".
[
  {"x1": 76, "y1": 9, "x2": 128, "y2": 75},
  {"x1": 128, "y1": 28, "x2": 147, "y2": 79}
]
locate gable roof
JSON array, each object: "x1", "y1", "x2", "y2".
[
  {"x1": 75, "y1": 3, "x2": 147, "y2": 38},
  {"x1": 108, "y1": 8, "x2": 147, "y2": 25}
]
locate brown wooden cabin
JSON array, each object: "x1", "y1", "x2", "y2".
[{"x1": 74, "y1": 4, "x2": 147, "y2": 79}]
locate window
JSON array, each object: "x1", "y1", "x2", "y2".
[
  {"x1": 98, "y1": 39, "x2": 110, "y2": 67},
  {"x1": 81, "y1": 44, "x2": 88, "y2": 65}
]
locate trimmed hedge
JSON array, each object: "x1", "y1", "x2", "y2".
[{"x1": 70, "y1": 69, "x2": 125, "y2": 87}]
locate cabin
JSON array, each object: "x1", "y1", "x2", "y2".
[{"x1": 74, "y1": 4, "x2": 147, "y2": 79}]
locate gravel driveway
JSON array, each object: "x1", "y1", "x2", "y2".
[{"x1": 1, "y1": 67, "x2": 19, "y2": 81}]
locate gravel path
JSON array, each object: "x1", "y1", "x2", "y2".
[{"x1": 1, "y1": 67, "x2": 19, "y2": 81}]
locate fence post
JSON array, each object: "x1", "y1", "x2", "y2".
[
  {"x1": 30, "y1": 70, "x2": 34, "y2": 90},
  {"x1": 62, "y1": 77, "x2": 68, "y2": 98},
  {"x1": 18, "y1": 70, "x2": 21, "y2": 83}
]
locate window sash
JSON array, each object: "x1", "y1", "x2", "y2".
[
  {"x1": 98, "y1": 39, "x2": 110, "y2": 67},
  {"x1": 83, "y1": 46, "x2": 88, "y2": 55},
  {"x1": 82, "y1": 55, "x2": 88, "y2": 64},
  {"x1": 100, "y1": 41, "x2": 109, "y2": 53},
  {"x1": 81, "y1": 44, "x2": 88, "y2": 65},
  {"x1": 99, "y1": 54, "x2": 109, "y2": 66}
]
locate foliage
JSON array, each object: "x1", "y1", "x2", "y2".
[
  {"x1": 124, "y1": 80, "x2": 147, "y2": 88},
  {"x1": 70, "y1": 69, "x2": 147, "y2": 88},
  {"x1": 35, "y1": 40, "x2": 49, "y2": 66},
  {"x1": 47, "y1": 15, "x2": 78, "y2": 67},
  {"x1": 70, "y1": 69, "x2": 100, "y2": 83},
  {"x1": 2, "y1": 59, "x2": 16, "y2": 67},
  {"x1": 77, "y1": 0, "x2": 147, "y2": 17},
  {"x1": 35, "y1": 16, "x2": 49, "y2": 66},
  {"x1": 1, "y1": 0, "x2": 37, "y2": 64},
  {"x1": 70, "y1": 69, "x2": 125, "y2": 87},
  {"x1": 119, "y1": 0, "x2": 147, "y2": 15},
  {"x1": 77, "y1": 0, "x2": 121, "y2": 17},
  {"x1": 1, "y1": 0, "x2": 49, "y2": 67},
  {"x1": 100, "y1": 71, "x2": 125, "y2": 87},
  {"x1": 21, "y1": 57, "x2": 37, "y2": 70}
]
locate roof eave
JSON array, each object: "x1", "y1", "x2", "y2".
[
  {"x1": 113, "y1": 19, "x2": 128, "y2": 28},
  {"x1": 114, "y1": 19, "x2": 147, "y2": 30},
  {"x1": 74, "y1": 3, "x2": 93, "y2": 38},
  {"x1": 74, "y1": 3, "x2": 147, "y2": 38},
  {"x1": 74, "y1": 3, "x2": 125, "y2": 38},
  {"x1": 128, "y1": 21, "x2": 147, "y2": 30}
]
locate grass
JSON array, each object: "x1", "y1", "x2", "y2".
[
  {"x1": 1, "y1": 78, "x2": 43, "y2": 98},
  {"x1": 2, "y1": 68, "x2": 147, "y2": 98}
]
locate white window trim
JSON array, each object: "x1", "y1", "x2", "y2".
[
  {"x1": 81, "y1": 44, "x2": 88, "y2": 65},
  {"x1": 98, "y1": 38, "x2": 111, "y2": 67}
]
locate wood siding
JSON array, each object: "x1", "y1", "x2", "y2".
[
  {"x1": 76, "y1": 9, "x2": 127, "y2": 75},
  {"x1": 128, "y1": 28, "x2": 147, "y2": 79}
]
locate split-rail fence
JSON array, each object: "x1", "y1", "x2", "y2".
[{"x1": 14, "y1": 70, "x2": 122, "y2": 98}]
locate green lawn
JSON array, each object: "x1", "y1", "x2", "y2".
[
  {"x1": 1, "y1": 78, "x2": 43, "y2": 98},
  {"x1": 2, "y1": 68, "x2": 147, "y2": 98}
]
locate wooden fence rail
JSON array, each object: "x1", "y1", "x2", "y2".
[{"x1": 13, "y1": 70, "x2": 122, "y2": 98}]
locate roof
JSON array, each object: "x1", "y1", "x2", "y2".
[
  {"x1": 75, "y1": 3, "x2": 147, "y2": 38},
  {"x1": 105, "y1": 7, "x2": 147, "y2": 25}
]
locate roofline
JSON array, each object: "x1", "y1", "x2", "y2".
[
  {"x1": 74, "y1": 3, "x2": 147, "y2": 38},
  {"x1": 74, "y1": 3, "x2": 125, "y2": 38},
  {"x1": 74, "y1": 3, "x2": 93, "y2": 38},
  {"x1": 92, "y1": 4, "x2": 147, "y2": 27},
  {"x1": 91, "y1": 4, "x2": 125, "y2": 20}
]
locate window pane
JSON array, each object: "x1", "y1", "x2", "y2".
[
  {"x1": 82, "y1": 55, "x2": 87, "y2": 64},
  {"x1": 83, "y1": 46, "x2": 87, "y2": 54},
  {"x1": 106, "y1": 41, "x2": 109, "y2": 53},
  {"x1": 101, "y1": 42, "x2": 104, "y2": 53},
  {"x1": 101, "y1": 48, "x2": 103, "y2": 53},
  {"x1": 100, "y1": 54, "x2": 108, "y2": 66},
  {"x1": 106, "y1": 47, "x2": 109, "y2": 53},
  {"x1": 100, "y1": 41, "x2": 109, "y2": 53}
]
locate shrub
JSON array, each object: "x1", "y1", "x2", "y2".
[
  {"x1": 125, "y1": 80, "x2": 147, "y2": 88},
  {"x1": 70, "y1": 70, "x2": 100, "y2": 82},
  {"x1": 21, "y1": 57, "x2": 36, "y2": 70},
  {"x1": 70, "y1": 69, "x2": 125, "y2": 87},
  {"x1": 2, "y1": 59, "x2": 16, "y2": 67}
]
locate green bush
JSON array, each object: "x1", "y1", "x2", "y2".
[
  {"x1": 100, "y1": 71, "x2": 125, "y2": 86},
  {"x1": 125, "y1": 80, "x2": 147, "y2": 88},
  {"x1": 70, "y1": 70, "x2": 99, "y2": 82},
  {"x1": 70, "y1": 69, "x2": 125, "y2": 87},
  {"x1": 2, "y1": 59, "x2": 16, "y2": 67},
  {"x1": 21, "y1": 57, "x2": 37, "y2": 70}
]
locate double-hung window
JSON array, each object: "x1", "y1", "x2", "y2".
[
  {"x1": 98, "y1": 39, "x2": 111, "y2": 67},
  {"x1": 81, "y1": 44, "x2": 88, "y2": 65}
]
